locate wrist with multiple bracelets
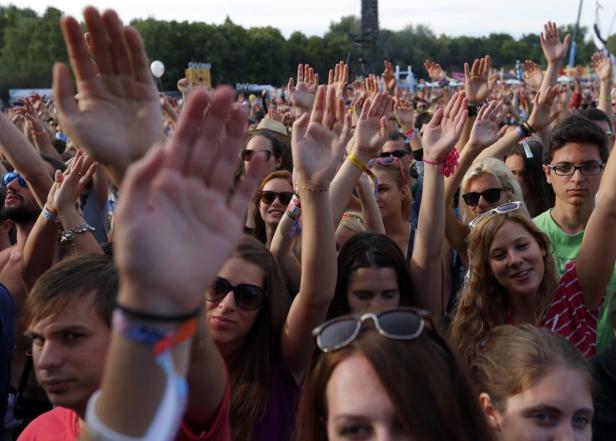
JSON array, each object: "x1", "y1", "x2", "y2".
[{"x1": 59, "y1": 223, "x2": 96, "y2": 245}]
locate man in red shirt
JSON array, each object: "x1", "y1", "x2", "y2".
[{"x1": 17, "y1": 255, "x2": 231, "y2": 441}]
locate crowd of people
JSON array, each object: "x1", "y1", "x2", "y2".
[{"x1": 0, "y1": 6, "x2": 615, "y2": 441}]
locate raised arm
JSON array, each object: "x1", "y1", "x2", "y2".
[
  {"x1": 282, "y1": 85, "x2": 343, "y2": 380},
  {"x1": 88, "y1": 86, "x2": 263, "y2": 439},
  {"x1": 329, "y1": 93, "x2": 391, "y2": 228},
  {"x1": 538, "y1": 21, "x2": 570, "y2": 101},
  {"x1": 356, "y1": 173, "x2": 385, "y2": 234},
  {"x1": 53, "y1": 7, "x2": 163, "y2": 188},
  {"x1": 0, "y1": 112, "x2": 53, "y2": 208},
  {"x1": 576, "y1": 141, "x2": 616, "y2": 309},
  {"x1": 412, "y1": 92, "x2": 468, "y2": 318},
  {"x1": 269, "y1": 195, "x2": 302, "y2": 294},
  {"x1": 592, "y1": 51, "x2": 614, "y2": 124}
]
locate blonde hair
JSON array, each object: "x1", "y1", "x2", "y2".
[
  {"x1": 449, "y1": 212, "x2": 557, "y2": 367},
  {"x1": 470, "y1": 324, "x2": 594, "y2": 411},
  {"x1": 459, "y1": 158, "x2": 525, "y2": 222}
]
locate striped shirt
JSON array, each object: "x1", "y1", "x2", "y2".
[{"x1": 538, "y1": 260, "x2": 602, "y2": 358}]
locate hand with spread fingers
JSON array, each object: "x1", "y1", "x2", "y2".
[
  {"x1": 422, "y1": 91, "x2": 468, "y2": 162},
  {"x1": 46, "y1": 150, "x2": 97, "y2": 217},
  {"x1": 522, "y1": 60, "x2": 544, "y2": 90},
  {"x1": 394, "y1": 97, "x2": 415, "y2": 132},
  {"x1": 114, "y1": 86, "x2": 265, "y2": 311},
  {"x1": 527, "y1": 85, "x2": 562, "y2": 131},
  {"x1": 291, "y1": 85, "x2": 351, "y2": 190},
  {"x1": 464, "y1": 55, "x2": 492, "y2": 105},
  {"x1": 328, "y1": 61, "x2": 349, "y2": 100},
  {"x1": 353, "y1": 92, "x2": 393, "y2": 161},
  {"x1": 287, "y1": 64, "x2": 319, "y2": 117},
  {"x1": 467, "y1": 100, "x2": 502, "y2": 150},
  {"x1": 53, "y1": 7, "x2": 164, "y2": 187},
  {"x1": 540, "y1": 21, "x2": 570, "y2": 64},
  {"x1": 592, "y1": 52, "x2": 613, "y2": 82},
  {"x1": 424, "y1": 59, "x2": 447, "y2": 82}
]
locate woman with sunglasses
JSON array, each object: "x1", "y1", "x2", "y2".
[
  {"x1": 250, "y1": 171, "x2": 294, "y2": 247},
  {"x1": 296, "y1": 308, "x2": 495, "y2": 441},
  {"x1": 206, "y1": 85, "x2": 343, "y2": 441},
  {"x1": 470, "y1": 325, "x2": 594, "y2": 441},
  {"x1": 450, "y1": 130, "x2": 616, "y2": 365}
]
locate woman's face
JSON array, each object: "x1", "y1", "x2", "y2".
[
  {"x1": 245, "y1": 135, "x2": 281, "y2": 176},
  {"x1": 372, "y1": 170, "x2": 406, "y2": 221},
  {"x1": 466, "y1": 173, "x2": 511, "y2": 218},
  {"x1": 486, "y1": 368, "x2": 593, "y2": 441},
  {"x1": 206, "y1": 257, "x2": 263, "y2": 356},
  {"x1": 488, "y1": 220, "x2": 545, "y2": 298},
  {"x1": 505, "y1": 154, "x2": 528, "y2": 196},
  {"x1": 258, "y1": 178, "x2": 293, "y2": 227},
  {"x1": 346, "y1": 266, "x2": 400, "y2": 313},
  {"x1": 326, "y1": 353, "x2": 409, "y2": 441}
]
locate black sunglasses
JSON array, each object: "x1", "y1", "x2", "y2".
[
  {"x1": 260, "y1": 191, "x2": 293, "y2": 205},
  {"x1": 206, "y1": 276, "x2": 267, "y2": 311},
  {"x1": 379, "y1": 150, "x2": 408, "y2": 159},
  {"x1": 313, "y1": 308, "x2": 430, "y2": 353},
  {"x1": 462, "y1": 188, "x2": 502, "y2": 207},
  {"x1": 239, "y1": 149, "x2": 273, "y2": 162}
]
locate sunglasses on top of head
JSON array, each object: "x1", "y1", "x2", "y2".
[
  {"x1": 2, "y1": 172, "x2": 27, "y2": 188},
  {"x1": 367, "y1": 156, "x2": 408, "y2": 185},
  {"x1": 240, "y1": 149, "x2": 273, "y2": 162},
  {"x1": 461, "y1": 188, "x2": 502, "y2": 207},
  {"x1": 260, "y1": 191, "x2": 293, "y2": 205},
  {"x1": 206, "y1": 276, "x2": 267, "y2": 311}
]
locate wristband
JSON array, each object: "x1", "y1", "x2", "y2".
[
  {"x1": 347, "y1": 153, "x2": 368, "y2": 173},
  {"x1": 518, "y1": 125, "x2": 531, "y2": 139},
  {"x1": 599, "y1": 95, "x2": 612, "y2": 102},
  {"x1": 403, "y1": 129, "x2": 416, "y2": 144},
  {"x1": 423, "y1": 149, "x2": 460, "y2": 177},
  {"x1": 467, "y1": 103, "x2": 482, "y2": 117},
  {"x1": 42, "y1": 205, "x2": 59, "y2": 223},
  {"x1": 286, "y1": 206, "x2": 301, "y2": 220}
]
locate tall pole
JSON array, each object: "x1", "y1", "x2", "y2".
[{"x1": 568, "y1": 0, "x2": 584, "y2": 68}]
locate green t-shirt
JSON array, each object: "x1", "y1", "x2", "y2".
[{"x1": 534, "y1": 209, "x2": 615, "y2": 352}]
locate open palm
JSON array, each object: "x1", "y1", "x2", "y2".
[{"x1": 54, "y1": 8, "x2": 163, "y2": 185}]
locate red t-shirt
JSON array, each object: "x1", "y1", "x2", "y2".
[
  {"x1": 538, "y1": 260, "x2": 602, "y2": 358},
  {"x1": 17, "y1": 381, "x2": 232, "y2": 441}
]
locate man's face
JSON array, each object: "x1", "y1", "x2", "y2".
[
  {"x1": 27, "y1": 294, "x2": 110, "y2": 417},
  {"x1": 381, "y1": 139, "x2": 412, "y2": 170},
  {"x1": 1, "y1": 174, "x2": 40, "y2": 224},
  {"x1": 543, "y1": 142, "x2": 603, "y2": 207}
]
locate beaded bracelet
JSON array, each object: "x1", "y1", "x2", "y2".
[{"x1": 423, "y1": 149, "x2": 460, "y2": 177}]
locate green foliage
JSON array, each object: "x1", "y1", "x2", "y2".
[{"x1": 0, "y1": 6, "x2": 604, "y2": 98}]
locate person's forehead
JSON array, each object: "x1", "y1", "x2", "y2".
[
  {"x1": 246, "y1": 135, "x2": 272, "y2": 150},
  {"x1": 29, "y1": 294, "x2": 105, "y2": 334},
  {"x1": 262, "y1": 178, "x2": 292, "y2": 192},
  {"x1": 467, "y1": 173, "x2": 501, "y2": 191},
  {"x1": 552, "y1": 142, "x2": 602, "y2": 162},
  {"x1": 381, "y1": 139, "x2": 405, "y2": 152}
]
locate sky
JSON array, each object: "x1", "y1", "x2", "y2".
[{"x1": 10, "y1": 0, "x2": 616, "y2": 41}]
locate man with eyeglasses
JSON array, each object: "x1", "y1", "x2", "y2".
[{"x1": 534, "y1": 114, "x2": 616, "y2": 352}]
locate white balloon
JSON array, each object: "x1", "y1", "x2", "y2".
[{"x1": 150, "y1": 60, "x2": 165, "y2": 78}]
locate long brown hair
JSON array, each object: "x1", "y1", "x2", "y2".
[
  {"x1": 250, "y1": 170, "x2": 293, "y2": 244},
  {"x1": 368, "y1": 160, "x2": 411, "y2": 221},
  {"x1": 296, "y1": 326, "x2": 495, "y2": 441},
  {"x1": 470, "y1": 324, "x2": 594, "y2": 412},
  {"x1": 227, "y1": 236, "x2": 291, "y2": 441},
  {"x1": 449, "y1": 212, "x2": 558, "y2": 367}
]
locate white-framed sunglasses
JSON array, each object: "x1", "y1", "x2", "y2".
[{"x1": 468, "y1": 201, "x2": 523, "y2": 229}]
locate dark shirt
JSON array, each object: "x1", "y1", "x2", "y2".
[
  {"x1": 591, "y1": 343, "x2": 616, "y2": 441},
  {"x1": 0, "y1": 284, "x2": 15, "y2": 434}
]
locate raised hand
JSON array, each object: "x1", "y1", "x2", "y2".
[
  {"x1": 353, "y1": 92, "x2": 392, "y2": 160},
  {"x1": 291, "y1": 85, "x2": 351, "y2": 189},
  {"x1": 46, "y1": 150, "x2": 97, "y2": 216},
  {"x1": 540, "y1": 21, "x2": 570, "y2": 64},
  {"x1": 467, "y1": 100, "x2": 502, "y2": 150},
  {"x1": 287, "y1": 64, "x2": 319, "y2": 116},
  {"x1": 328, "y1": 61, "x2": 349, "y2": 100},
  {"x1": 527, "y1": 85, "x2": 561, "y2": 131},
  {"x1": 592, "y1": 52, "x2": 613, "y2": 82},
  {"x1": 114, "y1": 86, "x2": 264, "y2": 312},
  {"x1": 464, "y1": 55, "x2": 492, "y2": 104},
  {"x1": 393, "y1": 97, "x2": 415, "y2": 131},
  {"x1": 53, "y1": 7, "x2": 164, "y2": 186},
  {"x1": 522, "y1": 60, "x2": 544, "y2": 90},
  {"x1": 422, "y1": 91, "x2": 468, "y2": 162},
  {"x1": 382, "y1": 61, "x2": 397, "y2": 94},
  {"x1": 424, "y1": 59, "x2": 447, "y2": 82}
]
